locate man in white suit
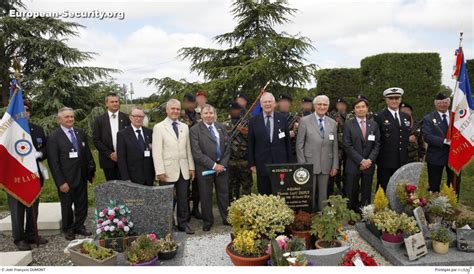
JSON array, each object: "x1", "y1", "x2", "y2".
[
  {"x1": 152, "y1": 99, "x2": 195, "y2": 234},
  {"x1": 296, "y1": 95, "x2": 339, "y2": 211}
]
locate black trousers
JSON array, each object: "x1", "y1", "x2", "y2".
[
  {"x1": 57, "y1": 181, "x2": 88, "y2": 233},
  {"x1": 7, "y1": 194, "x2": 39, "y2": 243},
  {"x1": 162, "y1": 173, "x2": 190, "y2": 229},
  {"x1": 188, "y1": 178, "x2": 200, "y2": 212},
  {"x1": 376, "y1": 167, "x2": 398, "y2": 191},
  {"x1": 197, "y1": 170, "x2": 229, "y2": 228},
  {"x1": 256, "y1": 175, "x2": 272, "y2": 195},
  {"x1": 345, "y1": 172, "x2": 374, "y2": 212},
  {"x1": 427, "y1": 163, "x2": 462, "y2": 195},
  {"x1": 103, "y1": 166, "x2": 120, "y2": 181}
]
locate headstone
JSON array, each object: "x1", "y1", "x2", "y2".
[
  {"x1": 0, "y1": 202, "x2": 62, "y2": 235},
  {"x1": 386, "y1": 163, "x2": 424, "y2": 213},
  {"x1": 94, "y1": 181, "x2": 174, "y2": 237},
  {"x1": 413, "y1": 207, "x2": 429, "y2": 238},
  {"x1": 0, "y1": 251, "x2": 33, "y2": 266},
  {"x1": 267, "y1": 163, "x2": 315, "y2": 212},
  {"x1": 457, "y1": 228, "x2": 474, "y2": 252},
  {"x1": 404, "y1": 232, "x2": 428, "y2": 261},
  {"x1": 294, "y1": 245, "x2": 350, "y2": 266}
]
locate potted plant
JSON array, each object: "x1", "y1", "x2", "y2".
[
  {"x1": 395, "y1": 180, "x2": 430, "y2": 214},
  {"x1": 372, "y1": 209, "x2": 419, "y2": 247},
  {"x1": 226, "y1": 194, "x2": 294, "y2": 266},
  {"x1": 125, "y1": 233, "x2": 160, "y2": 266},
  {"x1": 311, "y1": 195, "x2": 359, "y2": 249},
  {"x1": 69, "y1": 242, "x2": 118, "y2": 266},
  {"x1": 267, "y1": 235, "x2": 311, "y2": 266},
  {"x1": 431, "y1": 227, "x2": 453, "y2": 255},
  {"x1": 157, "y1": 233, "x2": 179, "y2": 260},
  {"x1": 361, "y1": 204, "x2": 380, "y2": 237},
  {"x1": 426, "y1": 195, "x2": 454, "y2": 224},
  {"x1": 288, "y1": 210, "x2": 314, "y2": 249},
  {"x1": 95, "y1": 200, "x2": 135, "y2": 252}
]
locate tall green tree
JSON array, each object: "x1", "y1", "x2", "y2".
[{"x1": 146, "y1": 0, "x2": 316, "y2": 107}]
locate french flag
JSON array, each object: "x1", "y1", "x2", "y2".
[{"x1": 0, "y1": 81, "x2": 41, "y2": 207}]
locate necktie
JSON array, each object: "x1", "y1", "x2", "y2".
[
  {"x1": 319, "y1": 118, "x2": 325, "y2": 137},
  {"x1": 111, "y1": 113, "x2": 116, "y2": 119},
  {"x1": 265, "y1": 115, "x2": 271, "y2": 141},
  {"x1": 442, "y1": 113, "x2": 448, "y2": 130},
  {"x1": 68, "y1": 129, "x2": 79, "y2": 152},
  {"x1": 172, "y1": 122, "x2": 179, "y2": 138},
  {"x1": 394, "y1": 112, "x2": 400, "y2": 127},
  {"x1": 209, "y1": 125, "x2": 222, "y2": 160},
  {"x1": 360, "y1": 119, "x2": 366, "y2": 139},
  {"x1": 136, "y1": 129, "x2": 145, "y2": 151}
]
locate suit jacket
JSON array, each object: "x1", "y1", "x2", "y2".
[
  {"x1": 29, "y1": 122, "x2": 47, "y2": 187},
  {"x1": 116, "y1": 126, "x2": 155, "y2": 185},
  {"x1": 343, "y1": 118, "x2": 381, "y2": 174},
  {"x1": 422, "y1": 111, "x2": 450, "y2": 166},
  {"x1": 374, "y1": 108, "x2": 410, "y2": 169},
  {"x1": 248, "y1": 112, "x2": 293, "y2": 176},
  {"x1": 152, "y1": 119, "x2": 195, "y2": 182},
  {"x1": 92, "y1": 111, "x2": 130, "y2": 169},
  {"x1": 296, "y1": 114, "x2": 339, "y2": 174},
  {"x1": 47, "y1": 127, "x2": 95, "y2": 188},
  {"x1": 190, "y1": 121, "x2": 230, "y2": 172}
]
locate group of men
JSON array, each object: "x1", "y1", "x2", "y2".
[{"x1": 7, "y1": 87, "x2": 462, "y2": 251}]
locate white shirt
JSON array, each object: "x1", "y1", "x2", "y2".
[
  {"x1": 108, "y1": 110, "x2": 119, "y2": 151},
  {"x1": 438, "y1": 111, "x2": 450, "y2": 126},
  {"x1": 388, "y1": 108, "x2": 401, "y2": 124},
  {"x1": 60, "y1": 125, "x2": 76, "y2": 146},
  {"x1": 315, "y1": 114, "x2": 326, "y2": 132},
  {"x1": 206, "y1": 122, "x2": 220, "y2": 147},
  {"x1": 131, "y1": 124, "x2": 144, "y2": 143}
]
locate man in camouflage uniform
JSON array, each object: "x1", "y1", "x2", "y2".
[
  {"x1": 327, "y1": 97, "x2": 348, "y2": 196},
  {"x1": 224, "y1": 102, "x2": 253, "y2": 202},
  {"x1": 301, "y1": 97, "x2": 313, "y2": 117},
  {"x1": 400, "y1": 102, "x2": 426, "y2": 162},
  {"x1": 235, "y1": 93, "x2": 248, "y2": 117},
  {"x1": 180, "y1": 93, "x2": 202, "y2": 219}
]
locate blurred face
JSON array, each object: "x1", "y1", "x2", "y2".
[
  {"x1": 129, "y1": 109, "x2": 145, "y2": 128},
  {"x1": 314, "y1": 99, "x2": 329, "y2": 117},
  {"x1": 106, "y1": 96, "x2": 120, "y2": 112},
  {"x1": 58, "y1": 110, "x2": 75, "y2": 128},
  {"x1": 354, "y1": 101, "x2": 368, "y2": 118},
  {"x1": 400, "y1": 107, "x2": 412, "y2": 117},
  {"x1": 336, "y1": 102, "x2": 347, "y2": 113},
  {"x1": 183, "y1": 100, "x2": 196, "y2": 111},
  {"x1": 230, "y1": 109, "x2": 241, "y2": 118},
  {"x1": 302, "y1": 102, "x2": 312, "y2": 112},
  {"x1": 196, "y1": 95, "x2": 207, "y2": 107},
  {"x1": 236, "y1": 97, "x2": 247, "y2": 108},
  {"x1": 261, "y1": 94, "x2": 276, "y2": 114},
  {"x1": 201, "y1": 107, "x2": 215, "y2": 124},
  {"x1": 24, "y1": 106, "x2": 31, "y2": 120},
  {"x1": 385, "y1": 96, "x2": 401, "y2": 110},
  {"x1": 278, "y1": 100, "x2": 291, "y2": 112},
  {"x1": 435, "y1": 99, "x2": 450, "y2": 113},
  {"x1": 166, "y1": 103, "x2": 181, "y2": 121}
]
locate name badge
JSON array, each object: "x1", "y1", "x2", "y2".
[
  {"x1": 82, "y1": 142, "x2": 85, "y2": 147},
  {"x1": 329, "y1": 134, "x2": 335, "y2": 140},
  {"x1": 69, "y1": 151, "x2": 78, "y2": 158},
  {"x1": 278, "y1": 131, "x2": 286, "y2": 139},
  {"x1": 144, "y1": 150, "x2": 151, "y2": 157},
  {"x1": 368, "y1": 134, "x2": 376, "y2": 141}
]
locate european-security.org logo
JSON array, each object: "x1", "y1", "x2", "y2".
[{"x1": 9, "y1": 10, "x2": 125, "y2": 20}]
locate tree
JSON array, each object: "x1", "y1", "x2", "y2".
[
  {"x1": 147, "y1": 0, "x2": 316, "y2": 107},
  {"x1": 315, "y1": 68, "x2": 361, "y2": 107}
]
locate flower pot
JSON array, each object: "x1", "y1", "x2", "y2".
[
  {"x1": 69, "y1": 243, "x2": 118, "y2": 266},
  {"x1": 159, "y1": 247, "x2": 178, "y2": 260},
  {"x1": 131, "y1": 256, "x2": 159, "y2": 266},
  {"x1": 315, "y1": 239, "x2": 342, "y2": 249},
  {"x1": 289, "y1": 227, "x2": 313, "y2": 249},
  {"x1": 98, "y1": 236, "x2": 136, "y2": 252},
  {"x1": 365, "y1": 222, "x2": 381, "y2": 238},
  {"x1": 432, "y1": 240, "x2": 449, "y2": 255},
  {"x1": 381, "y1": 232, "x2": 403, "y2": 243},
  {"x1": 225, "y1": 243, "x2": 270, "y2": 266}
]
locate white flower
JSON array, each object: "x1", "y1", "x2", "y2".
[
  {"x1": 108, "y1": 209, "x2": 115, "y2": 216},
  {"x1": 128, "y1": 222, "x2": 133, "y2": 228},
  {"x1": 102, "y1": 220, "x2": 110, "y2": 226},
  {"x1": 119, "y1": 209, "x2": 125, "y2": 215},
  {"x1": 96, "y1": 229, "x2": 101, "y2": 234},
  {"x1": 110, "y1": 226, "x2": 115, "y2": 232},
  {"x1": 283, "y1": 252, "x2": 291, "y2": 257},
  {"x1": 113, "y1": 218, "x2": 119, "y2": 223},
  {"x1": 104, "y1": 225, "x2": 110, "y2": 231},
  {"x1": 99, "y1": 212, "x2": 104, "y2": 217},
  {"x1": 124, "y1": 226, "x2": 130, "y2": 232}
]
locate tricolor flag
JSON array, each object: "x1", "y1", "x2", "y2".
[
  {"x1": 0, "y1": 81, "x2": 41, "y2": 206},
  {"x1": 448, "y1": 47, "x2": 474, "y2": 174}
]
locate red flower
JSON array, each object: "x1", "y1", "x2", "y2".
[
  {"x1": 405, "y1": 184, "x2": 417, "y2": 193},
  {"x1": 342, "y1": 249, "x2": 378, "y2": 266}
]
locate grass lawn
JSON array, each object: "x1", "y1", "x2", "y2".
[{"x1": 1, "y1": 151, "x2": 473, "y2": 212}]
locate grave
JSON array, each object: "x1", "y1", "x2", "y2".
[
  {"x1": 0, "y1": 251, "x2": 33, "y2": 266},
  {"x1": 0, "y1": 202, "x2": 62, "y2": 235},
  {"x1": 386, "y1": 163, "x2": 424, "y2": 213}
]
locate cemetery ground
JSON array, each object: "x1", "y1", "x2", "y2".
[{"x1": 0, "y1": 150, "x2": 473, "y2": 266}]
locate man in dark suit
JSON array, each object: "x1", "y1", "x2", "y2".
[
  {"x1": 117, "y1": 106, "x2": 155, "y2": 186},
  {"x1": 190, "y1": 104, "x2": 230, "y2": 231},
  {"x1": 248, "y1": 92, "x2": 293, "y2": 195},
  {"x1": 422, "y1": 93, "x2": 461, "y2": 194},
  {"x1": 7, "y1": 101, "x2": 48, "y2": 250},
  {"x1": 92, "y1": 93, "x2": 130, "y2": 181},
  {"x1": 47, "y1": 107, "x2": 96, "y2": 240},
  {"x1": 374, "y1": 87, "x2": 411, "y2": 191},
  {"x1": 343, "y1": 96, "x2": 381, "y2": 211}
]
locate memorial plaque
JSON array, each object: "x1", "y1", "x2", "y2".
[
  {"x1": 267, "y1": 163, "x2": 315, "y2": 212},
  {"x1": 413, "y1": 207, "x2": 429, "y2": 238},
  {"x1": 404, "y1": 232, "x2": 428, "y2": 261}
]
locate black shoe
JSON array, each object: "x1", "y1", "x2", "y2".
[
  {"x1": 223, "y1": 220, "x2": 231, "y2": 226},
  {"x1": 191, "y1": 209, "x2": 202, "y2": 219},
  {"x1": 203, "y1": 225, "x2": 211, "y2": 232},
  {"x1": 27, "y1": 236, "x2": 48, "y2": 245},
  {"x1": 14, "y1": 240, "x2": 31, "y2": 251},
  {"x1": 65, "y1": 230, "x2": 76, "y2": 241},
  {"x1": 179, "y1": 225, "x2": 195, "y2": 235},
  {"x1": 75, "y1": 228, "x2": 92, "y2": 236}
]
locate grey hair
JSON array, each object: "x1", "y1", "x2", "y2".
[
  {"x1": 434, "y1": 97, "x2": 451, "y2": 105},
  {"x1": 57, "y1": 107, "x2": 74, "y2": 117},
  {"x1": 201, "y1": 104, "x2": 217, "y2": 119},
  {"x1": 166, "y1": 98, "x2": 181, "y2": 109},
  {"x1": 313, "y1": 95, "x2": 330, "y2": 105},
  {"x1": 130, "y1": 105, "x2": 144, "y2": 114},
  {"x1": 260, "y1": 92, "x2": 275, "y2": 103}
]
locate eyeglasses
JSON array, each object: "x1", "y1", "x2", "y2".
[{"x1": 131, "y1": 115, "x2": 145, "y2": 119}]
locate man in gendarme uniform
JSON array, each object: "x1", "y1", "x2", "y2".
[{"x1": 223, "y1": 102, "x2": 253, "y2": 202}]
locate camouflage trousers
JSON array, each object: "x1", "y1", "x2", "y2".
[{"x1": 228, "y1": 161, "x2": 253, "y2": 202}]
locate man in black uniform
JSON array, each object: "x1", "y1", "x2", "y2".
[
  {"x1": 374, "y1": 87, "x2": 410, "y2": 191},
  {"x1": 301, "y1": 97, "x2": 313, "y2": 117},
  {"x1": 7, "y1": 101, "x2": 48, "y2": 250}
]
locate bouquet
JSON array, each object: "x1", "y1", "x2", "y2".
[
  {"x1": 95, "y1": 200, "x2": 133, "y2": 239},
  {"x1": 342, "y1": 249, "x2": 377, "y2": 266}
]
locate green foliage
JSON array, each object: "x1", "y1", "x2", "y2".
[
  {"x1": 427, "y1": 195, "x2": 454, "y2": 217},
  {"x1": 231, "y1": 230, "x2": 264, "y2": 257},
  {"x1": 315, "y1": 68, "x2": 361, "y2": 106},
  {"x1": 269, "y1": 237, "x2": 306, "y2": 266},
  {"x1": 374, "y1": 186, "x2": 389, "y2": 212},
  {"x1": 430, "y1": 227, "x2": 454, "y2": 243},
  {"x1": 466, "y1": 59, "x2": 474, "y2": 84},
  {"x1": 360, "y1": 53, "x2": 441, "y2": 119},
  {"x1": 372, "y1": 209, "x2": 420, "y2": 235},
  {"x1": 125, "y1": 234, "x2": 159, "y2": 265},
  {"x1": 456, "y1": 216, "x2": 474, "y2": 228},
  {"x1": 227, "y1": 194, "x2": 294, "y2": 240},
  {"x1": 79, "y1": 242, "x2": 115, "y2": 261},
  {"x1": 440, "y1": 183, "x2": 458, "y2": 210}
]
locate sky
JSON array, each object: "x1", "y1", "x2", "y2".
[{"x1": 16, "y1": 0, "x2": 474, "y2": 99}]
